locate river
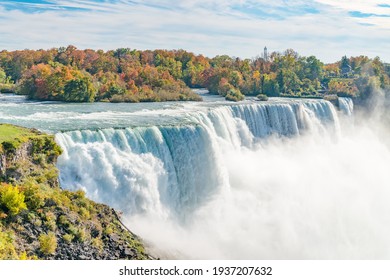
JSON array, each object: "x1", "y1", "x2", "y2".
[{"x1": 1, "y1": 92, "x2": 389, "y2": 259}]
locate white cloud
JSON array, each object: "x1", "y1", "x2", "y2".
[
  {"x1": 316, "y1": 0, "x2": 390, "y2": 15},
  {"x1": 316, "y1": 0, "x2": 390, "y2": 30},
  {"x1": 0, "y1": 0, "x2": 389, "y2": 62}
]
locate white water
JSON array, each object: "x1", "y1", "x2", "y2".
[
  {"x1": 338, "y1": 97, "x2": 354, "y2": 116},
  {"x1": 56, "y1": 100, "x2": 339, "y2": 219},
  {"x1": 54, "y1": 98, "x2": 390, "y2": 259},
  {"x1": 2, "y1": 94, "x2": 389, "y2": 259}
]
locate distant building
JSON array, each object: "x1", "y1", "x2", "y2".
[
  {"x1": 340, "y1": 55, "x2": 353, "y2": 77},
  {"x1": 341, "y1": 64, "x2": 353, "y2": 77},
  {"x1": 263, "y1": 46, "x2": 268, "y2": 62}
]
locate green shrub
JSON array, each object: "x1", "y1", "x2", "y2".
[
  {"x1": 44, "y1": 211, "x2": 56, "y2": 222},
  {"x1": 27, "y1": 212, "x2": 36, "y2": 222},
  {"x1": 256, "y1": 94, "x2": 269, "y2": 101},
  {"x1": 74, "y1": 190, "x2": 86, "y2": 200},
  {"x1": 0, "y1": 184, "x2": 27, "y2": 215},
  {"x1": 103, "y1": 225, "x2": 113, "y2": 236},
  {"x1": 0, "y1": 85, "x2": 16, "y2": 93},
  {"x1": 51, "y1": 190, "x2": 71, "y2": 208},
  {"x1": 62, "y1": 234, "x2": 74, "y2": 244},
  {"x1": 19, "y1": 251, "x2": 28, "y2": 260},
  {"x1": 79, "y1": 207, "x2": 91, "y2": 220},
  {"x1": 18, "y1": 251, "x2": 38, "y2": 260},
  {"x1": 33, "y1": 219, "x2": 42, "y2": 227},
  {"x1": 74, "y1": 228, "x2": 88, "y2": 243},
  {"x1": 44, "y1": 220, "x2": 56, "y2": 231},
  {"x1": 67, "y1": 224, "x2": 78, "y2": 236},
  {"x1": 58, "y1": 215, "x2": 69, "y2": 227},
  {"x1": 110, "y1": 94, "x2": 126, "y2": 103},
  {"x1": 67, "y1": 224, "x2": 88, "y2": 242},
  {"x1": 0, "y1": 228, "x2": 17, "y2": 259},
  {"x1": 92, "y1": 237, "x2": 103, "y2": 252},
  {"x1": 39, "y1": 232, "x2": 57, "y2": 255},
  {"x1": 1, "y1": 141, "x2": 20, "y2": 155},
  {"x1": 225, "y1": 88, "x2": 244, "y2": 102},
  {"x1": 23, "y1": 184, "x2": 45, "y2": 210},
  {"x1": 31, "y1": 137, "x2": 62, "y2": 163}
]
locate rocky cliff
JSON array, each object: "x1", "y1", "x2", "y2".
[{"x1": 0, "y1": 124, "x2": 149, "y2": 260}]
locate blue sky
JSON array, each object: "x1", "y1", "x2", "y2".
[{"x1": 0, "y1": 0, "x2": 389, "y2": 62}]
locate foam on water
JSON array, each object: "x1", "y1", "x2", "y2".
[
  {"x1": 5, "y1": 94, "x2": 390, "y2": 259},
  {"x1": 54, "y1": 99, "x2": 387, "y2": 259}
]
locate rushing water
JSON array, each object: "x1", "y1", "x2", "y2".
[
  {"x1": 338, "y1": 97, "x2": 354, "y2": 116},
  {"x1": 1, "y1": 93, "x2": 390, "y2": 259}
]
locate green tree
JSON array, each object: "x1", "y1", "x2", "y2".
[
  {"x1": 277, "y1": 69, "x2": 301, "y2": 94},
  {"x1": 0, "y1": 67, "x2": 8, "y2": 84},
  {"x1": 229, "y1": 70, "x2": 243, "y2": 88},
  {"x1": 263, "y1": 74, "x2": 280, "y2": 97},
  {"x1": 303, "y1": 56, "x2": 324, "y2": 81},
  {"x1": 63, "y1": 77, "x2": 96, "y2": 102}
]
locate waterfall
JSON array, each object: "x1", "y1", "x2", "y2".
[
  {"x1": 56, "y1": 125, "x2": 226, "y2": 220},
  {"x1": 54, "y1": 99, "x2": 390, "y2": 259},
  {"x1": 56, "y1": 100, "x2": 339, "y2": 221},
  {"x1": 3, "y1": 93, "x2": 390, "y2": 259},
  {"x1": 338, "y1": 97, "x2": 354, "y2": 116}
]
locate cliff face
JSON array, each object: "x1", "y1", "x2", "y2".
[
  {"x1": 0, "y1": 124, "x2": 148, "y2": 260},
  {"x1": 0, "y1": 154, "x2": 5, "y2": 178},
  {"x1": 1, "y1": 142, "x2": 41, "y2": 183}
]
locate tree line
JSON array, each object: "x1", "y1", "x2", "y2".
[{"x1": 0, "y1": 46, "x2": 389, "y2": 103}]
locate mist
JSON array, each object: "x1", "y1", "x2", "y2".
[
  {"x1": 55, "y1": 98, "x2": 390, "y2": 259},
  {"x1": 128, "y1": 104, "x2": 390, "y2": 259}
]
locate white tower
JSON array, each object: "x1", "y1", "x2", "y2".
[{"x1": 264, "y1": 46, "x2": 268, "y2": 61}]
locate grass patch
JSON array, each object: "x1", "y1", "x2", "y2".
[
  {"x1": 0, "y1": 124, "x2": 38, "y2": 144},
  {"x1": 0, "y1": 124, "x2": 46, "y2": 154},
  {"x1": 0, "y1": 124, "x2": 61, "y2": 162}
]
